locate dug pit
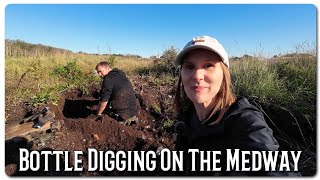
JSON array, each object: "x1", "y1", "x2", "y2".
[{"x1": 5, "y1": 83, "x2": 176, "y2": 176}]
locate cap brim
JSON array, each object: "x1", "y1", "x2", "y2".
[{"x1": 175, "y1": 45, "x2": 224, "y2": 65}]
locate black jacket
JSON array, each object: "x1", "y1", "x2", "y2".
[
  {"x1": 185, "y1": 97, "x2": 279, "y2": 151},
  {"x1": 100, "y1": 68, "x2": 137, "y2": 120},
  {"x1": 176, "y1": 97, "x2": 300, "y2": 176}
]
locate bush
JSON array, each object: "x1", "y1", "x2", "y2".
[
  {"x1": 108, "y1": 55, "x2": 118, "y2": 67},
  {"x1": 138, "y1": 46, "x2": 179, "y2": 77},
  {"x1": 51, "y1": 61, "x2": 84, "y2": 86},
  {"x1": 50, "y1": 61, "x2": 98, "y2": 95},
  {"x1": 30, "y1": 90, "x2": 59, "y2": 107}
]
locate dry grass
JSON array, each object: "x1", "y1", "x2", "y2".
[{"x1": 5, "y1": 53, "x2": 152, "y2": 105}]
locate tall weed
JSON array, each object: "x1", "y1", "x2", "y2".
[
  {"x1": 273, "y1": 57, "x2": 316, "y2": 127},
  {"x1": 231, "y1": 58, "x2": 285, "y2": 103}
]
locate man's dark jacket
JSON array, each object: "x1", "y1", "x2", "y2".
[{"x1": 100, "y1": 68, "x2": 137, "y2": 120}]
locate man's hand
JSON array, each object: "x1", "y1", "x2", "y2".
[
  {"x1": 97, "y1": 101, "x2": 108, "y2": 116},
  {"x1": 96, "y1": 114, "x2": 103, "y2": 123}
]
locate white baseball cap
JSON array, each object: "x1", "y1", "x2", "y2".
[{"x1": 175, "y1": 35, "x2": 229, "y2": 67}]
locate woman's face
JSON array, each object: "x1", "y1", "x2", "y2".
[{"x1": 181, "y1": 49, "x2": 224, "y2": 106}]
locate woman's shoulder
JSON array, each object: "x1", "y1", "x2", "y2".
[
  {"x1": 226, "y1": 96, "x2": 263, "y2": 122},
  {"x1": 224, "y1": 96, "x2": 279, "y2": 150},
  {"x1": 230, "y1": 96, "x2": 258, "y2": 109}
]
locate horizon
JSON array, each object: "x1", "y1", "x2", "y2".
[
  {"x1": 5, "y1": 38, "x2": 315, "y2": 59},
  {"x1": 5, "y1": 4, "x2": 316, "y2": 58}
]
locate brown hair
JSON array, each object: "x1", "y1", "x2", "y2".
[
  {"x1": 95, "y1": 61, "x2": 110, "y2": 70},
  {"x1": 174, "y1": 62, "x2": 236, "y2": 125}
]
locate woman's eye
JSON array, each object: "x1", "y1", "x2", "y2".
[
  {"x1": 204, "y1": 63, "x2": 214, "y2": 69},
  {"x1": 184, "y1": 64, "x2": 194, "y2": 70}
]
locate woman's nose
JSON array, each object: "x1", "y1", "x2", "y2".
[{"x1": 193, "y1": 68, "x2": 204, "y2": 81}]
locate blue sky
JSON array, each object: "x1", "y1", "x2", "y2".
[{"x1": 5, "y1": 4, "x2": 316, "y2": 58}]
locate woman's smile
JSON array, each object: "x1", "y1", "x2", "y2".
[{"x1": 192, "y1": 85, "x2": 207, "y2": 92}]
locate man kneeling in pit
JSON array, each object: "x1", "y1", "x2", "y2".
[{"x1": 95, "y1": 61, "x2": 138, "y2": 125}]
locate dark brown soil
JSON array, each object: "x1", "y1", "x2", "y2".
[{"x1": 5, "y1": 75, "x2": 177, "y2": 176}]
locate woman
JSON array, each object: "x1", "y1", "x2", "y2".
[{"x1": 174, "y1": 35, "x2": 299, "y2": 176}]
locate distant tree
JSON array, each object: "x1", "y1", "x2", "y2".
[
  {"x1": 242, "y1": 54, "x2": 253, "y2": 59},
  {"x1": 5, "y1": 39, "x2": 72, "y2": 57},
  {"x1": 231, "y1": 56, "x2": 241, "y2": 60},
  {"x1": 155, "y1": 46, "x2": 179, "y2": 76},
  {"x1": 160, "y1": 46, "x2": 178, "y2": 61},
  {"x1": 150, "y1": 56, "x2": 158, "y2": 59}
]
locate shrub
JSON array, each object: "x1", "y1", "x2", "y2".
[
  {"x1": 108, "y1": 55, "x2": 118, "y2": 67},
  {"x1": 51, "y1": 61, "x2": 84, "y2": 86},
  {"x1": 138, "y1": 46, "x2": 179, "y2": 77},
  {"x1": 30, "y1": 90, "x2": 58, "y2": 107},
  {"x1": 50, "y1": 61, "x2": 98, "y2": 95}
]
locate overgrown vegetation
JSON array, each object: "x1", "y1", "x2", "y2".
[
  {"x1": 50, "y1": 61, "x2": 99, "y2": 95},
  {"x1": 5, "y1": 40, "x2": 151, "y2": 107},
  {"x1": 31, "y1": 90, "x2": 59, "y2": 107},
  {"x1": 231, "y1": 55, "x2": 316, "y2": 149},
  {"x1": 231, "y1": 58, "x2": 285, "y2": 103},
  {"x1": 274, "y1": 57, "x2": 316, "y2": 117}
]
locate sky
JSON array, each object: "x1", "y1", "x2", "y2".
[{"x1": 4, "y1": 3, "x2": 317, "y2": 58}]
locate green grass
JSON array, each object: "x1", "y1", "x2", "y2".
[
  {"x1": 231, "y1": 58, "x2": 286, "y2": 104},
  {"x1": 272, "y1": 57, "x2": 316, "y2": 138},
  {"x1": 230, "y1": 56, "x2": 316, "y2": 118}
]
